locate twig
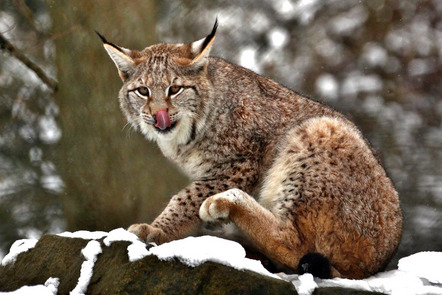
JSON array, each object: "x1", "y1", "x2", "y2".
[{"x1": 0, "y1": 33, "x2": 58, "y2": 92}]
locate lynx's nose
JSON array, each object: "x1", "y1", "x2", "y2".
[{"x1": 154, "y1": 109, "x2": 171, "y2": 130}]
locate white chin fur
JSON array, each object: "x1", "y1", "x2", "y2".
[{"x1": 138, "y1": 115, "x2": 193, "y2": 145}]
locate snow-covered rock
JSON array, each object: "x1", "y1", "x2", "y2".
[
  {"x1": 0, "y1": 229, "x2": 441, "y2": 295},
  {"x1": 0, "y1": 230, "x2": 294, "y2": 295}
]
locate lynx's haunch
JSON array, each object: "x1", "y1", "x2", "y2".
[{"x1": 99, "y1": 20, "x2": 402, "y2": 279}]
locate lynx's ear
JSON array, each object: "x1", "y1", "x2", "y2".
[
  {"x1": 96, "y1": 31, "x2": 136, "y2": 81},
  {"x1": 177, "y1": 19, "x2": 218, "y2": 70}
]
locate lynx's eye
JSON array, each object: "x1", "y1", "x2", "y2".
[
  {"x1": 167, "y1": 85, "x2": 183, "y2": 97},
  {"x1": 135, "y1": 86, "x2": 150, "y2": 98}
]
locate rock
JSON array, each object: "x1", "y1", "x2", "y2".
[
  {"x1": 0, "y1": 234, "x2": 297, "y2": 294},
  {"x1": 0, "y1": 234, "x2": 389, "y2": 294}
]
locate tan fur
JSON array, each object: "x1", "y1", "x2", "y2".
[{"x1": 100, "y1": 23, "x2": 402, "y2": 279}]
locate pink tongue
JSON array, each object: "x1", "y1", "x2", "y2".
[{"x1": 155, "y1": 109, "x2": 171, "y2": 130}]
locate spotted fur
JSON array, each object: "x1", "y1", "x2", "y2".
[{"x1": 99, "y1": 23, "x2": 402, "y2": 279}]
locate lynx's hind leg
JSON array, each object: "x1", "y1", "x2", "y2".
[
  {"x1": 200, "y1": 188, "x2": 309, "y2": 271},
  {"x1": 259, "y1": 116, "x2": 401, "y2": 279}
]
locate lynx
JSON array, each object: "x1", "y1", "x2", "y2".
[{"x1": 98, "y1": 21, "x2": 402, "y2": 279}]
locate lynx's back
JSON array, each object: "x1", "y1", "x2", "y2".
[{"x1": 100, "y1": 21, "x2": 402, "y2": 279}]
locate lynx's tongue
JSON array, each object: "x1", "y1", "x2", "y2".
[{"x1": 155, "y1": 109, "x2": 171, "y2": 130}]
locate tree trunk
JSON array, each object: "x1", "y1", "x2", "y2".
[{"x1": 50, "y1": 0, "x2": 187, "y2": 231}]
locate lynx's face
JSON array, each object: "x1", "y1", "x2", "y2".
[
  {"x1": 119, "y1": 48, "x2": 213, "y2": 143},
  {"x1": 98, "y1": 21, "x2": 217, "y2": 144}
]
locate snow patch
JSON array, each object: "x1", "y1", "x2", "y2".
[
  {"x1": 294, "y1": 273, "x2": 317, "y2": 295},
  {"x1": 0, "y1": 277, "x2": 59, "y2": 295},
  {"x1": 280, "y1": 254, "x2": 442, "y2": 295},
  {"x1": 268, "y1": 27, "x2": 289, "y2": 49},
  {"x1": 362, "y1": 42, "x2": 388, "y2": 67},
  {"x1": 341, "y1": 73, "x2": 383, "y2": 97},
  {"x1": 70, "y1": 240, "x2": 102, "y2": 295},
  {"x1": 330, "y1": 6, "x2": 368, "y2": 36},
  {"x1": 38, "y1": 116, "x2": 61, "y2": 144},
  {"x1": 315, "y1": 74, "x2": 338, "y2": 101},
  {"x1": 103, "y1": 227, "x2": 139, "y2": 246},
  {"x1": 150, "y1": 235, "x2": 280, "y2": 279},
  {"x1": 44, "y1": 278, "x2": 60, "y2": 295},
  {"x1": 103, "y1": 228, "x2": 152, "y2": 262},
  {"x1": 127, "y1": 241, "x2": 151, "y2": 262},
  {"x1": 398, "y1": 251, "x2": 442, "y2": 284},
  {"x1": 1, "y1": 239, "x2": 38, "y2": 266},
  {"x1": 316, "y1": 269, "x2": 442, "y2": 295},
  {"x1": 58, "y1": 230, "x2": 108, "y2": 240},
  {"x1": 408, "y1": 58, "x2": 436, "y2": 76},
  {"x1": 271, "y1": 0, "x2": 321, "y2": 24},
  {"x1": 239, "y1": 47, "x2": 260, "y2": 73}
]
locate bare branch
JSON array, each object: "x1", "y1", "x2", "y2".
[{"x1": 0, "y1": 33, "x2": 58, "y2": 92}]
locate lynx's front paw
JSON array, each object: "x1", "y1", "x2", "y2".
[
  {"x1": 127, "y1": 223, "x2": 166, "y2": 244},
  {"x1": 199, "y1": 188, "x2": 244, "y2": 223}
]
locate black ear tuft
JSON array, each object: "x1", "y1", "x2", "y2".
[
  {"x1": 298, "y1": 252, "x2": 332, "y2": 279},
  {"x1": 95, "y1": 30, "x2": 108, "y2": 44},
  {"x1": 202, "y1": 18, "x2": 218, "y2": 50},
  {"x1": 95, "y1": 31, "x2": 125, "y2": 54}
]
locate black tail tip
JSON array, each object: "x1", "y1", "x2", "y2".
[{"x1": 298, "y1": 252, "x2": 332, "y2": 279}]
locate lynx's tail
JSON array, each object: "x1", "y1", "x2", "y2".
[{"x1": 298, "y1": 252, "x2": 332, "y2": 279}]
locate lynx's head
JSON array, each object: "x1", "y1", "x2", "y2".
[{"x1": 98, "y1": 21, "x2": 217, "y2": 144}]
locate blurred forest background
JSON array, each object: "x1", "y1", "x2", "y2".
[{"x1": 0, "y1": 0, "x2": 441, "y2": 269}]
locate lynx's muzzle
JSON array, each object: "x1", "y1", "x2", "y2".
[{"x1": 154, "y1": 109, "x2": 172, "y2": 130}]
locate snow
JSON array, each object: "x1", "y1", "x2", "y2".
[
  {"x1": 2, "y1": 229, "x2": 442, "y2": 295},
  {"x1": 127, "y1": 241, "x2": 151, "y2": 262},
  {"x1": 329, "y1": 6, "x2": 368, "y2": 36},
  {"x1": 70, "y1": 240, "x2": 102, "y2": 295},
  {"x1": 315, "y1": 269, "x2": 442, "y2": 295},
  {"x1": 102, "y1": 227, "x2": 140, "y2": 246},
  {"x1": 315, "y1": 74, "x2": 338, "y2": 101},
  {"x1": 408, "y1": 58, "x2": 436, "y2": 76},
  {"x1": 268, "y1": 27, "x2": 288, "y2": 49},
  {"x1": 398, "y1": 252, "x2": 442, "y2": 284},
  {"x1": 283, "y1": 256, "x2": 442, "y2": 295},
  {"x1": 341, "y1": 73, "x2": 383, "y2": 97},
  {"x1": 293, "y1": 273, "x2": 317, "y2": 295},
  {"x1": 362, "y1": 43, "x2": 388, "y2": 67},
  {"x1": 103, "y1": 228, "x2": 151, "y2": 262},
  {"x1": 239, "y1": 47, "x2": 260, "y2": 73},
  {"x1": 0, "y1": 278, "x2": 59, "y2": 295},
  {"x1": 38, "y1": 115, "x2": 61, "y2": 144},
  {"x1": 1, "y1": 239, "x2": 38, "y2": 266},
  {"x1": 150, "y1": 235, "x2": 280, "y2": 279},
  {"x1": 271, "y1": 0, "x2": 321, "y2": 24},
  {"x1": 58, "y1": 230, "x2": 108, "y2": 240}
]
